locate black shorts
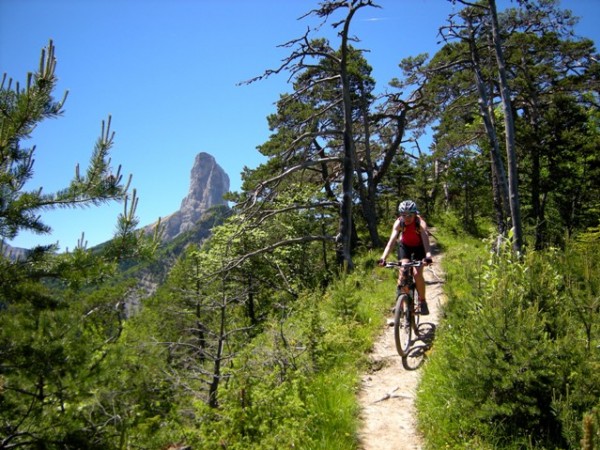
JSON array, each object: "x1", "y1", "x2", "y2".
[{"x1": 398, "y1": 243, "x2": 425, "y2": 261}]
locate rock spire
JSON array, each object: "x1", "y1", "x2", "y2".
[{"x1": 153, "y1": 152, "x2": 230, "y2": 241}]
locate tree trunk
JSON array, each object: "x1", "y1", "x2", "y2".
[
  {"x1": 530, "y1": 118, "x2": 544, "y2": 249},
  {"x1": 246, "y1": 274, "x2": 257, "y2": 326},
  {"x1": 356, "y1": 78, "x2": 382, "y2": 248},
  {"x1": 522, "y1": 79, "x2": 544, "y2": 249},
  {"x1": 467, "y1": 19, "x2": 510, "y2": 233},
  {"x1": 337, "y1": 126, "x2": 354, "y2": 270},
  {"x1": 208, "y1": 297, "x2": 226, "y2": 409},
  {"x1": 488, "y1": 0, "x2": 523, "y2": 254},
  {"x1": 490, "y1": 156, "x2": 507, "y2": 235},
  {"x1": 335, "y1": 4, "x2": 360, "y2": 271}
]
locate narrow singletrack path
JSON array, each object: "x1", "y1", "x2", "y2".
[{"x1": 358, "y1": 248, "x2": 445, "y2": 450}]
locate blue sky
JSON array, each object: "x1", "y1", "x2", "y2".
[{"x1": 1, "y1": 0, "x2": 599, "y2": 250}]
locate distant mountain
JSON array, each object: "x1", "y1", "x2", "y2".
[
  {"x1": 2, "y1": 152, "x2": 232, "y2": 315},
  {"x1": 3, "y1": 152, "x2": 231, "y2": 257},
  {"x1": 144, "y1": 152, "x2": 230, "y2": 242},
  {"x1": 1, "y1": 241, "x2": 28, "y2": 261},
  {"x1": 111, "y1": 152, "x2": 232, "y2": 314}
]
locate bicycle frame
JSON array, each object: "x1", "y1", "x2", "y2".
[
  {"x1": 385, "y1": 260, "x2": 422, "y2": 303},
  {"x1": 385, "y1": 261, "x2": 422, "y2": 357}
]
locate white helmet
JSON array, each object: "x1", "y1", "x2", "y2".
[{"x1": 398, "y1": 200, "x2": 418, "y2": 215}]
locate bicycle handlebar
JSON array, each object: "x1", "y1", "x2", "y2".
[{"x1": 383, "y1": 260, "x2": 423, "y2": 269}]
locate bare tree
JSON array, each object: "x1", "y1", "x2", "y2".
[
  {"x1": 487, "y1": 0, "x2": 523, "y2": 253},
  {"x1": 450, "y1": 0, "x2": 523, "y2": 251},
  {"x1": 239, "y1": 0, "x2": 383, "y2": 271}
]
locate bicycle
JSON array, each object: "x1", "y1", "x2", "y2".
[{"x1": 384, "y1": 260, "x2": 423, "y2": 357}]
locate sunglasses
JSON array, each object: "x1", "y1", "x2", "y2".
[{"x1": 400, "y1": 213, "x2": 415, "y2": 218}]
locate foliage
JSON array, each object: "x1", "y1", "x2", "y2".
[
  {"x1": 3, "y1": 1, "x2": 600, "y2": 449},
  {"x1": 208, "y1": 255, "x2": 391, "y2": 450},
  {"x1": 0, "y1": 41, "x2": 159, "y2": 448},
  {"x1": 122, "y1": 252, "x2": 390, "y2": 449},
  {"x1": 418, "y1": 228, "x2": 600, "y2": 449},
  {"x1": 420, "y1": 0, "x2": 599, "y2": 246}
]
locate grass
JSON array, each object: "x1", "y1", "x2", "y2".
[
  {"x1": 416, "y1": 227, "x2": 600, "y2": 449},
  {"x1": 303, "y1": 253, "x2": 398, "y2": 448}
]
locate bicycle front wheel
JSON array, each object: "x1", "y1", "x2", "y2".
[
  {"x1": 412, "y1": 289, "x2": 420, "y2": 335},
  {"x1": 393, "y1": 294, "x2": 412, "y2": 357}
]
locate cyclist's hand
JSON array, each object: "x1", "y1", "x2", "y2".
[
  {"x1": 423, "y1": 257, "x2": 433, "y2": 266},
  {"x1": 377, "y1": 258, "x2": 386, "y2": 267}
]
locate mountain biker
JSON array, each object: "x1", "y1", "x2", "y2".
[{"x1": 378, "y1": 200, "x2": 433, "y2": 315}]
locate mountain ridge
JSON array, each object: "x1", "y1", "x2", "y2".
[{"x1": 2, "y1": 151, "x2": 230, "y2": 259}]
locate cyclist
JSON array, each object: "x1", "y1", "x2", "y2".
[{"x1": 378, "y1": 200, "x2": 433, "y2": 315}]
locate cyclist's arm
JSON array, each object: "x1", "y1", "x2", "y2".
[
  {"x1": 380, "y1": 218, "x2": 401, "y2": 262},
  {"x1": 419, "y1": 219, "x2": 433, "y2": 260}
]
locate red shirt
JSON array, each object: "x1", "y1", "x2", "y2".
[{"x1": 401, "y1": 220, "x2": 422, "y2": 247}]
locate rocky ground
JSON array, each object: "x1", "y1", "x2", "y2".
[{"x1": 357, "y1": 254, "x2": 445, "y2": 450}]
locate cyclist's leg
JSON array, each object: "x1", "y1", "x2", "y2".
[
  {"x1": 397, "y1": 244, "x2": 411, "y2": 293},
  {"x1": 412, "y1": 245, "x2": 430, "y2": 315},
  {"x1": 414, "y1": 265, "x2": 426, "y2": 300},
  {"x1": 414, "y1": 269, "x2": 429, "y2": 315}
]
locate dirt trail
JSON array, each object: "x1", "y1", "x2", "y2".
[{"x1": 357, "y1": 252, "x2": 445, "y2": 450}]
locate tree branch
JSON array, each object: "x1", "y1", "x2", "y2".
[{"x1": 222, "y1": 235, "x2": 335, "y2": 273}]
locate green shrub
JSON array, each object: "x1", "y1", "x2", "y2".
[
  {"x1": 418, "y1": 232, "x2": 600, "y2": 449},
  {"x1": 171, "y1": 255, "x2": 388, "y2": 449}
]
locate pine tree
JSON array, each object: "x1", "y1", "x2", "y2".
[{"x1": 0, "y1": 40, "x2": 160, "y2": 448}]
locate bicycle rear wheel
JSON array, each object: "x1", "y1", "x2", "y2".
[{"x1": 393, "y1": 294, "x2": 411, "y2": 357}]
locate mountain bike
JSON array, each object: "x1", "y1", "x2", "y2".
[{"x1": 385, "y1": 260, "x2": 423, "y2": 357}]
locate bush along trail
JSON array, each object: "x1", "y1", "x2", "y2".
[{"x1": 358, "y1": 243, "x2": 445, "y2": 450}]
